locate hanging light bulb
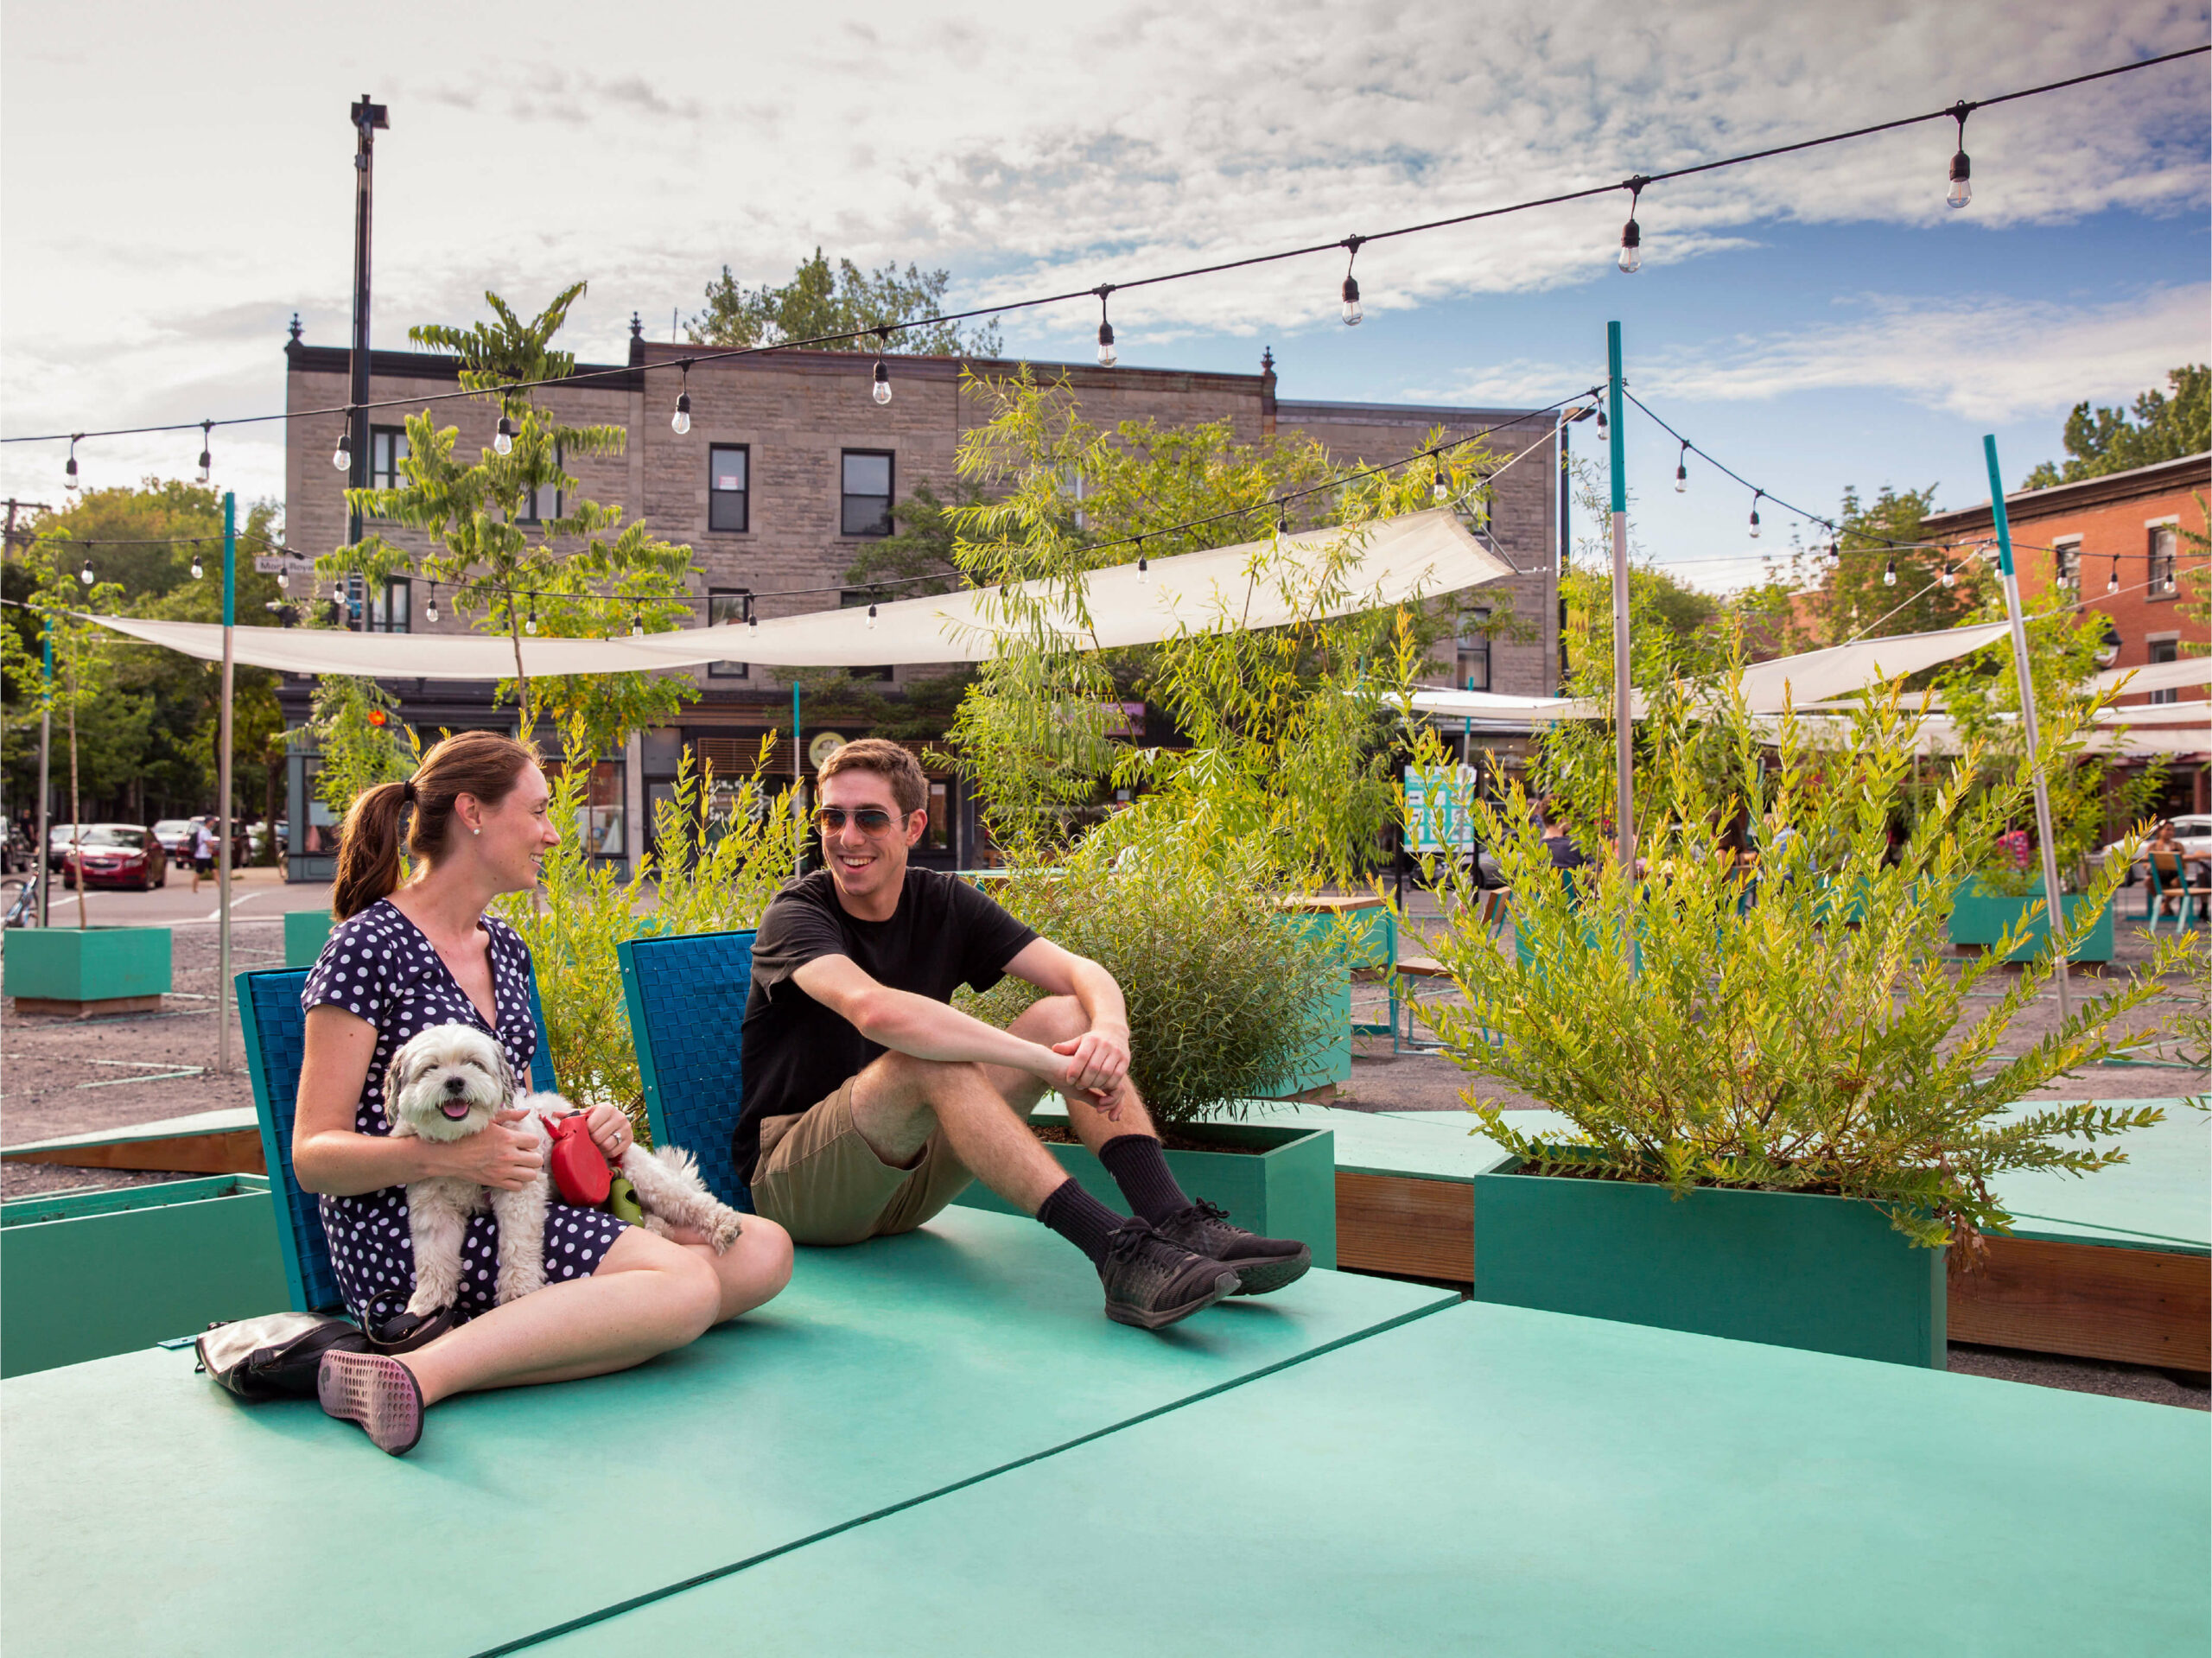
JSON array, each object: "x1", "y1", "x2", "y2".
[
  {"x1": 1594, "y1": 402, "x2": 1607, "y2": 439},
  {"x1": 866, "y1": 597, "x2": 879, "y2": 630},
  {"x1": 1617, "y1": 177, "x2": 1647, "y2": 274},
  {"x1": 1675, "y1": 441, "x2": 1688, "y2": 493},
  {"x1": 197, "y1": 422, "x2": 213, "y2": 485},
  {"x1": 79, "y1": 556, "x2": 95, "y2": 585},
  {"x1": 1747, "y1": 492, "x2": 1762, "y2": 539},
  {"x1": 525, "y1": 596, "x2": 538, "y2": 636},
  {"x1": 425, "y1": 583, "x2": 440, "y2": 624},
  {"x1": 1826, "y1": 530, "x2": 1840, "y2": 560},
  {"x1": 1940, "y1": 558, "x2": 1956, "y2": 588},
  {"x1": 671, "y1": 362, "x2": 693, "y2": 435},
  {"x1": 1340, "y1": 235, "x2": 1364, "y2": 326},
  {"x1": 2107, "y1": 554, "x2": 2120, "y2": 594},
  {"x1": 65, "y1": 435, "x2": 81, "y2": 493},
  {"x1": 1433, "y1": 455, "x2": 1451, "y2": 505},
  {"x1": 494, "y1": 414, "x2": 514, "y2": 456},
  {"x1": 1946, "y1": 102, "x2": 1973, "y2": 210},
  {"x1": 1095, "y1": 285, "x2": 1117, "y2": 368},
  {"x1": 1884, "y1": 556, "x2": 1898, "y2": 587},
  {"x1": 872, "y1": 328, "x2": 893, "y2": 404},
  {"x1": 332, "y1": 416, "x2": 353, "y2": 473},
  {"x1": 190, "y1": 551, "x2": 205, "y2": 581},
  {"x1": 631, "y1": 606, "x2": 645, "y2": 638},
  {"x1": 1135, "y1": 537, "x2": 1150, "y2": 585},
  {"x1": 276, "y1": 562, "x2": 289, "y2": 593},
  {"x1": 747, "y1": 594, "x2": 759, "y2": 634}
]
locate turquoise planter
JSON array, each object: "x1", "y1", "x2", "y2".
[
  {"x1": 1472, "y1": 1159, "x2": 1945, "y2": 1367},
  {"x1": 1948, "y1": 878, "x2": 2113, "y2": 963},
  {"x1": 2, "y1": 925, "x2": 172, "y2": 1007},
  {"x1": 0, "y1": 1177, "x2": 289, "y2": 1377},
  {"x1": 954, "y1": 1111, "x2": 1337, "y2": 1269},
  {"x1": 1266, "y1": 975, "x2": 1352, "y2": 1095},
  {"x1": 283, "y1": 909, "x2": 335, "y2": 969}
]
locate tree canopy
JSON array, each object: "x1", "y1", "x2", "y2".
[
  {"x1": 2022, "y1": 365, "x2": 2209, "y2": 490},
  {"x1": 686, "y1": 249, "x2": 1002, "y2": 357}
]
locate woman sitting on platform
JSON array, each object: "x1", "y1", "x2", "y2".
[{"x1": 291, "y1": 731, "x2": 793, "y2": 1456}]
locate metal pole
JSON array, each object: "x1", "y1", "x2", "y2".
[
  {"x1": 218, "y1": 492, "x2": 238, "y2": 1072},
  {"x1": 1558, "y1": 410, "x2": 1572, "y2": 688},
  {"x1": 1606, "y1": 322, "x2": 1635, "y2": 880},
  {"x1": 1982, "y1": 435, "x2": 2073, "y2": 1024},
  {"x1": 791, "y1": 679, "x2": 804, "y2": 873},
  {"x1": 35, "y1": 625, "x2": 51, "y2": 926},
  {"x1": 346, "y1": 95, "x2": 388, "y2": 611}
]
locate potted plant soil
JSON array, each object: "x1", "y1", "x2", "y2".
[{"x1": 1411, "y1": 683, "x2": 2186, "y2": 1368}]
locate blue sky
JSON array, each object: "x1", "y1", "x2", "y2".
[{"x1": 3, "y1": 0, "x2": 2205, "y2": 591}]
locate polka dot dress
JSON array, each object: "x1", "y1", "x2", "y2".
[{"x1": 301, "y1": 898, "x2": 629, "y2": 1329}]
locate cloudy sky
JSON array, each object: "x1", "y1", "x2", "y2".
[{"x1": 3, "y1": 1, "x2": 2205, "y2": 588}]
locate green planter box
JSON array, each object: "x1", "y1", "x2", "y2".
[
  {"x1": 284, "y1": 909, "x2": 335, "y2": 969},
  {"x1": 954, "y1": 1111, "x2": 1336, "y2": 1269},
  {"x1": 1265, "y1": 975, "x2": 1351, "y2": 1095},
  {"x1": 2, "y1": 925, "x2": 172, "y2": 1007},
  {"x1": 1472, "y1": 1159, "x2": 1945, "y2": 1367},
  {"x1": 0, "y1": 1176, "x2": 289, "y2": 1377},
  {"x1": 1948, "y1": 879, "x2": 2113, "y2": 963}
]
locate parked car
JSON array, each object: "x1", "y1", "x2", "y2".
[
  {"x1": 45, "y1": 823, "x2": 84, "y2": 873},
  {"x1": 151, "y1": 819, "x2": 198, "y2": 861},
  {"x1": 2099, "y1": 814, "x2": 2212, "y2": 876},
  {"x1": 60, "y1": 824, "x2": 168, "y2": 891}
]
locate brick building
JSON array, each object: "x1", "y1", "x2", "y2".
[
  {"x1": 280, "y1": 319, "x2": 1561, "y2": 873},
  {"x1": 1922, "y1": 452, "x2": 2209, "y2": 815}
]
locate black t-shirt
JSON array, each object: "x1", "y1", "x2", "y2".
[
  {"x1": 1543, "y1": 832, "x2": 1589, "y2": 873},
  {"x1": 734, "y1": 867, "x2": 1038, "y2": 1183}
]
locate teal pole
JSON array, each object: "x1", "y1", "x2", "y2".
[
  {"x1": 791, "y1": 678, "x2": 804, "y2": 873},
  {"x1": 1981, "y1": 435, "x2": 2071, "y2": 1020},
  {"x1": 217, "y1": 492, "x2": 238, "y2": 1071},
  {"x1": 35, "y1": 622, "x2": 52, "y2": 924},
  {"x1": 1606, "y1": 322, "x2": 1635, "y2": 880}
]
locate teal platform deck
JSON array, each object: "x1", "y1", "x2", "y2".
[
  {"x1": 537, "y1": 1302, "x2": 2211, "y2": 1657},
  {"x1": 1, "y1": 1207, "x2": 1451, "y2": 1656}
]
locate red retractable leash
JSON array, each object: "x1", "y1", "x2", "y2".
[{"x1": 538, "y1": 1110, "x2": 613, "y2": 1207}]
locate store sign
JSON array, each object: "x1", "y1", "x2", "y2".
[
  {"x1": 252, "y1": 556, "x2": 318, "y2": 575},
  {"x1": 808, "y1": 731, "x2": 848, "y2": 768},
  {"x1": 1402, "y1": 765, "x2": 1480, "y2": 853}
]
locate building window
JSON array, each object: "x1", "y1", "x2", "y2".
[
  {"x1": 516, "y1": 444, "x2": 563, "y2": 525},
  {"x1": 2149, "y1": 637, "x2": 2180, "y2": 704},
  {"x1": 368, "y1": 576, "x2": 410, "y2": 634},
  {"x1": 839, "y1": 591, "x2": 893, "y2": 681},
  {"x1": 2052, "y1": 537, "x2": 2080, "y2": 592},
  {"x1": 2148, "y1": 522, "x2": 2178, "y2": 596},
  {"x1": 841, "y1": 450, "x2": 894, "y2": 537},
  {"x1": 1455, "y1": 609, "x2": 1492, "y2": 692},
  {"x1": 369, "y1": 426, "x2": 410, "y2": 491},
  {"x1": 707, "y1": 588, "x2": 750, "y2": 679},
  {"x1": 709, "y1": 446, "x2": 749, "y2": 533}
]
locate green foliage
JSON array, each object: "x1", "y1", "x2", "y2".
[
  {"x1": 965, "y1": 823, "x2": 1344, "y2": 1126},
  {"x1": 333, "y1": 284, "x2": 700, "y2": 749},
  {"x1": 1408, "y1": 679, "x2": 2192, "y2": 1249},
  {"x1": 1815, "y1": 484, "x2": 1991, "y2": 645},
  {"x1": 2022, "y1": 365, "x2": 2210, "y2": 490},
  {"x1": 494, "y1": 728, "x2": 798, "y2": 1131},
  {"x1": 687, "y1": 248, "x2": 1002, "y2": 356},
  {"x1": 290, "y1": 676, "x2": 418, "y2": 816},
  {"x1": 842, "y1": 477, "x2": 977, "y2": 597},
  {"x1": 944, "y1": 369, "x2": 1468, "y2": 883}
]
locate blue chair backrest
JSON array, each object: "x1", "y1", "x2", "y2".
[
  {"x1": 618, "y1": 929, "x2": 755, "y2": 1212},
  {"x1": 237, "y1": 964, "x2": 557, "y2": 1314}
]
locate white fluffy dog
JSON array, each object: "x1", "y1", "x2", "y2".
[{"x1": 383, "y1": 1022, "x2": 746, "y2": 1316}]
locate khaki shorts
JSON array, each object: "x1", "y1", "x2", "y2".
[{"x1": 748, "y1": 1078, "x2": 975, "y2": 1246}]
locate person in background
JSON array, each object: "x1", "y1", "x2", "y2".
[{"x1": 190, "y1": 817, "x2": 219, "y2": 894}]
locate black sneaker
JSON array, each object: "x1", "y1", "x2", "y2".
[
  {"x1": 1098, "y1": 1219, "x2": 1240, "y2": 1330},
  {"x1": 1155, "y1": 1200, "x2": 1312, "y2": 1296}
]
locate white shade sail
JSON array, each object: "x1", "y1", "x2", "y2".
[
  {"x1": 71, "y1": 509, "x2": 1508, "y2": 680},
  {"x1": 2094, "y1": 657, "x2": 2212, "y2": 697}
]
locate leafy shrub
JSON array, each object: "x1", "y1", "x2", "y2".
[
  {"x1": 1413, "y1": 685, "x2": 2191, "y2": 1251},
  {"x1": 967, "y1": 822, "x2": 1346, "y2": 1127},
  {"x1": 496, "y1": 727, "x2": 796, "y2": 1134}
]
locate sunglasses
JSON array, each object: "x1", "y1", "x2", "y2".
[{"x1": 814, "y1": 807, "x2": 902, "y2": 834}]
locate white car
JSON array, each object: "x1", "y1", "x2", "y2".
[{"x1": 2099, "y1": 813, "x2": 2211, "y2": 875}]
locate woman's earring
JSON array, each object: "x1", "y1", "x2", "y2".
[{"x1": 472, "y1": 827, "x2": 480, "y2": 836}]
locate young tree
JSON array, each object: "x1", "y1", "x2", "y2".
[
  {"x1": 1809, "y1": 485, "x2": 1991, "y2": 645},
  {"x1": 687, "y1": 249, "x2": 1002, "y2": 356},
  {"x1": 2022, "y1": 365, "x2": 2210, "y2": 489}
]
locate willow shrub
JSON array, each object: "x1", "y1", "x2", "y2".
[
  {"x1": 966, "y1": 822, "x2": 1345, "y2": 1128},
  {"x1": 497, "y1": 728, "x2": 796, "y2": 1135},
  {"x1": 1414, "y1": 687, "x2": 2190, "y2": 1252}
]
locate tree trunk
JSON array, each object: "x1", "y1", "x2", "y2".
[
  {"x1": 67, "y1": 649, "x2": 84, "y2": 930},
  {"x1": 511, "y1": 610, "x2": 532, "y2": 743}
]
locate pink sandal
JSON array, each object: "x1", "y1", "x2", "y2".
[{"x1": 317, "y1": 1350, "x2": 425, "y2": 1456}]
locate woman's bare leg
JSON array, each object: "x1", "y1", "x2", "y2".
[{"x1": 401, "y1": 1218, "x2": 791, "y2": 1405}]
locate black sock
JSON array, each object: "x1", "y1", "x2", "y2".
[
  {"x1": 1036, "y1": 1178, "x2": 1124, "y2": 1267},
  {"x1": 1097, "y1": 1134, "x2": 1191, "y2": 1226}
]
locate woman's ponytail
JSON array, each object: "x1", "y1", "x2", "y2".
[
  {"x1": 331, "y1": 779, "x2": 412, "y2": 921},
  {"x1": 327, "y1": 731, "x2": 538, "y2": 922}
]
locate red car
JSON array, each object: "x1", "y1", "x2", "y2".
[{"x1": 60, "y1": 824, "x2": 168, "y2": 891}]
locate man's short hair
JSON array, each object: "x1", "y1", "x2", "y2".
[{"x1": 817, "y1": 738, "x2": 927, "y2": 817}]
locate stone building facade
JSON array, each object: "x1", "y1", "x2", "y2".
[{"x1": 280, "y1": 321, "x2": 1561, "y2": 871}]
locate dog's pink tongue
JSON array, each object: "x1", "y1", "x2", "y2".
[{"x1": 440, "y1": 1102, "x2": 472, "y2": 1121}]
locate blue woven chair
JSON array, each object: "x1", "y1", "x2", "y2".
[
  {"x1": 617, "y1": 929, "x2": 755, "y2": 1213},
  {"x1": 236, "y1": 966, "x2": 558, "y2": 1315}
]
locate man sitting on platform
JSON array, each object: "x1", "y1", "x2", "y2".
[{"x1": 739, "y1": 740, "x2": 1310, "y2": 1330}]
